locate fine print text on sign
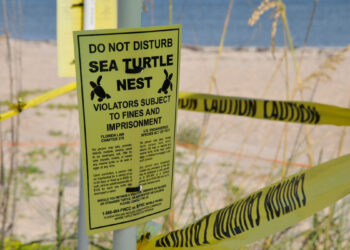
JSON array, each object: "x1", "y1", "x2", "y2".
[{"x1": 74, "y1": 25, "x2": 181, "y2": 235}]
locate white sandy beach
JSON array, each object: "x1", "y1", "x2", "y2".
[{"x1": 0, "y1": 39, "x2": 350, "y2": 242}]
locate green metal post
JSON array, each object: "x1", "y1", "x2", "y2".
[
  {"x1": 78, "y1": 1, "x2": 96, "y2": 249},
  {"x1": 112, "y1": 0, "x2": 142, "y2": 249},
  {"x1": 117, "y1": 0, "x2": 142, "y2": 28}
]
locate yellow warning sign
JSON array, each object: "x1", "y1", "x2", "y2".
[
  {"x1": 73, "y1": 25, "x2": 181, "y2": 235},
  {"x1": 57, "y1": 0, "x2": 117, "y2": 77}
]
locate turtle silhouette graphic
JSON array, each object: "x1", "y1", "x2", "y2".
[
  {"x1": 158, "y1": 69, "x2": 173, "y2": 94},
  {"x1": 90, "y1": 75, "x2": 111, "y2": 102}
]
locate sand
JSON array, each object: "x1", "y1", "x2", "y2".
[{"x1": 0, "y1": 39, "x2": 350, "y2": 242}]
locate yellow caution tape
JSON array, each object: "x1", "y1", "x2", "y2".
[
  {"x1": 0, "y1": 82, "x2": 76, "y2": 121},
  {"x1": 178, "y1": 92, "x2": 350, "y2": 126},
  {"x1": 138, "y1": 154, "x2": 350, "y2": 250},
  {"x1": 1, "y1": 86, "x2": 350, "y2": 247},
  {"x1": 1, "y1": 84, "x2": 350, "y2": 127}
]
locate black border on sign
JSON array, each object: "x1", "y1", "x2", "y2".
[{"x1": 77, "y1": 27, "x2": 180, "y2": 231}]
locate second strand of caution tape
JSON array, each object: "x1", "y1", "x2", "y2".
[
  {"x1": 179, "y1": 92, "x2": 350, "y2": 126},
  {"x1": 1, "y1": 83, "x2": 350, "y2": 127}
]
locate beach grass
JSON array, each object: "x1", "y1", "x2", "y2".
[{"x1": 0, "y1": 0, "x2": 350, "y2": 249}]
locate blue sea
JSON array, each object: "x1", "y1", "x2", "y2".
[{"x1": 0, "y1": 0, "x2": 349, "y2": 47}]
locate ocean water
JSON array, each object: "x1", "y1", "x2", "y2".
[{"x1": 0, "y1": 0, "x2": 349, "y2": 47}]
